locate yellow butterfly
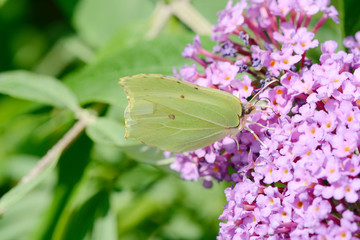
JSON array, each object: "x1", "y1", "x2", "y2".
[{"x1": 119, "y1": 74, "x2": 275, "y2": 152}]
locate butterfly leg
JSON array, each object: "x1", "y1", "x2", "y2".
[
  {"x1": 256, "y1": 109, "x2": 273, "y2": 114},
  {"x1": 230, "y1": 134, "x2": 240, "y2": 150},
  {"x1": 244, "y1": 126, "x2": 267, "y2": 148},
  {"x1": 246, "y1": 121, "x2": 274, "y2": 130}
]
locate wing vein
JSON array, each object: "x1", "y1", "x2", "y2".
[
  {"x1": 160, "y1": 123, "x2": 220, "y2": 131},
  {"x1": 148, "y1": 100, "x2": 230, "y2": 128}
]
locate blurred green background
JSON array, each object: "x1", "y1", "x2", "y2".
[
  {"x1": 0, "y1": 0, "x2": 357, "y2": 239},
  {"x1": 0, "y1": 0, "x2": 230, "y2": 239}
]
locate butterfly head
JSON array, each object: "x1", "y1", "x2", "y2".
[{"x1": 244, "y1": 104, "x2": 256, "y2": 116}]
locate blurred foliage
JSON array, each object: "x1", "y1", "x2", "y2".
[
  {"x1": 0, "y1": 0, "x2": 356, "y2": 239},
  {"x1": 342, "y1": 0, "x2": 360, "y2": 36},
  {"x1": 0, "y1": 0, "x2": 228, "y2": 239}
]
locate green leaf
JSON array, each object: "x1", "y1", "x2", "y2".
[
  {"x1": 86, "y1": 117, "x2": 172, "y2": 164},
  {"x1": 343, "y1": 0, "x2": 360, "y2": 36},
  {"x1": 0, "y1": 155, "x2": 58, "y2": 215},
  {"x1": 2, "y1": 155, "x2": 39, "y2": 180},
  {"x1": 87, "y1": 115, "x2": 169, "y2": 163},
  {"x1": 304, "y1": 1, "x2": 344, "y2": 60},
  {"x1": 121, "y1": 145, "x2": 167, "y2": 164},
  {"x1": 161, "y1": 211, "x2": 202, "y2": 239},
  {"x1": 0, "y1": 0, "x2": 8, "y2": 8},
  {"x1": 0, "y1": 98, "x2": 35, "y2": 127},
  {"x1": 53, "y1": 190, "x2": 110, "y2": 240},
  {"x1": 192, "y1": 0, "x2": 228, "y2": 24},
  {"x1": 86, "y1": 117, "x2": 139, "y2": 147},
  {"x1": 95, "y1": 23, "x2": 148, "y2": 61},
  {"x1": 0, "y1": 186, "x2": 53, "y2": 240},
  {"x1": 91, "y1": 211, "x2": 118, "y2": 240},
  {"x1": 73, "y1": 0, "x2": 154, "y2": 48},
  {"x1": 0, "y1": 71, "x2": 80, "y2": 112},
  {"x1": 34, "y1": 134, "x2": 93, "y2": 240},
  {"x1": 54, "y1": 0, "x2": 79, "y2": 18},
  {"x1": 64, "y1": 34, "x2": 195, "y2": 105}
]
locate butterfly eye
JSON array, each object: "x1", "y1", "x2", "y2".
[{"x1": 244, "y1": 105, "x2": 256, "y2": 115}]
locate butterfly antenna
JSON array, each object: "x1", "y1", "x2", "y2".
[
  {"x1": 259, "y1": 96, "x2": 271, "y2": 103},
  {"x1": 249, "y1": 77, "x2": 278, "y2": 103}
]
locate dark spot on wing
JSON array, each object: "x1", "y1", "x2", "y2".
[
  {"x1": 177, "y1": 81, "x2": 181, "y2": 84},
  {"x1": 194, "y1": 87, "x2": 199, "y2": 90},
  {"x1": 180, "y1": 95, "x2": 185, "y2": 99},
  {"x1": 168, "y1": 114, "x2": 175, "y2": 120}
]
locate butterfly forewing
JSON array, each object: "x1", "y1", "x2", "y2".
[{"x1": 120, "y1": 74, "x2": 243, "y2": 152}]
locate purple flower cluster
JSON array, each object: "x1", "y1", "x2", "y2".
[{"x1": 170, "y1": 0, "x2": 360, "y2": 239}]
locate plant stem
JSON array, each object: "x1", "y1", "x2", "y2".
[{"x1": 19, "y1": 110, "x2": 95, "y2": 184}]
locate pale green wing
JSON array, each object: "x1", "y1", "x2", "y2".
[
  {"x1": 124, "y1": 104, "x2": 229, "y2": 152},
  {"x1": 120, "y1": 74, "x2": 243, "y2": 126},
  {"x1": 119, "y1": 74, "x2": 242, "y2": 152}
]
